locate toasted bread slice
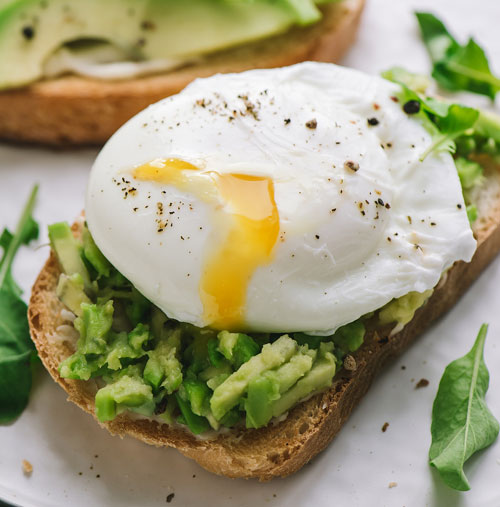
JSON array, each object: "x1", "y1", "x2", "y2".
[
  {"x1": 0, "y1": 0, "x2": 364, "y2": 146},
  {"x1": 27, "y1": 155, "x2": 500, "y2": 480}
]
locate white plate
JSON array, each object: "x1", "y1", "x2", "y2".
[{"x1": 2, "y1": 1, "x2": 500, "y2": 505}]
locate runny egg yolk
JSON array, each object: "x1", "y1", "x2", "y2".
[{"x1": 132, "y1": 158, "x2": 280, "y2": 330}]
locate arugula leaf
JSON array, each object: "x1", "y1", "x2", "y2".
[
  {"x1": 0, "y1": 185, "x2": 39, "y2": 423},
  {"x1": 382, "y1": 67, "x2": 479, "y2": 160},
  {"x1": 0, "y1": 217, "x2": 39, "y2": 297},
  {"x1": 420, "y1": 104, "x2": 479, "y2": 161},
  {"x1": 416, "y1": 12, "x2": 500, "y2": 99},
  {"x1": 414, "y1": 12, "x2": 459, "y2": 63},
  {"x1": 380, "y1": 67, "x2": 431, "y2": 94},
  {"x1": 429, "y1": 324, "x2": 499, "y2": 491}
]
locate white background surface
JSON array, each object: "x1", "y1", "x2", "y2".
[{"x1": 1, "y1": 0, "x2": 500, "y2": 506}]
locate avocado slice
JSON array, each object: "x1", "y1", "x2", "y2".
[
  {"x1": 82, "y1": 226, "x2": 111, "y2": 278},
  {"x1": 95, "y1": 372, "x2": 154, "y2": 422},
  {"x1": 210, "y1": 334, "x2": 297, "y2": 420},
  {"x1": 48, "y1": 222, "x2": 91, "y2": 291},
  {"x1": 245, "y1": 351, "x2": 315, "y2": 428},
  {"x1": 56, "y1": 273, "x2": 91, "y2": 317},
  {"x1": 0, "y1": 0, "x2": 327, "y2": 89},
  {"x1": 270, "y1": 349, "x2": 336, "y2": 419}
]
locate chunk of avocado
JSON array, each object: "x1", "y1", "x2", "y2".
[
  {"x1": 48, "y1": 222, "x2": 91, "y2": 290},
  {"x1": 56, "y1": 273, "x2": 91, "y2": 316},
  {"x1": 105, "y1": 323, "x2": 149, "y2": 370},
  {"x1": 378, "y1": 290, "x2": 433, "y2": 329},
  {"x1": 175, "y1": 392, "x2": 210, "y2": 435},
  {"x1": 210, "y1": 334, "x2": 297, "y2": 420},
  {"x1": 245, "y1": 350, "x2": 315, "y2": 428},
  {"x1": 332, "y1": 319, "x2": 366, "y2": 353},
  {"x1": 0, "y1": 0, "x2": 327, "y2": 89},
  {"x1": 74, "y1": 300, "x2": 114, "y2": 355},
  {"x1": 82, "y1": 226, "x2": 111, "y2": 277},
  {"x1": 217, "y1": 331, "x2": 260, "y2": 368},
  {"x1": 143, "y1": 332, "x2": 182, "y2": 393},
  {"x1": 270, "y1": 349, "x2": 336, "y2": 419},
  {"x1": 95, "y1": 373, "x2": 154, "y2": 422}
]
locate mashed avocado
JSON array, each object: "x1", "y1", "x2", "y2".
[
  {"x1": 379, "y1": 290, "x2": 433, "y2": 331},
  {"x1": 48, "y1": 219, "x2": 462, "y2": 434},
  {"x1": 51, "y1": 222, "x2": 347, "y2": 433}
]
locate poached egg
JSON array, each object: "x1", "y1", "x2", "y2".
[{"x1": 86, "y1": 63, "x2": 476, "y2": 335}]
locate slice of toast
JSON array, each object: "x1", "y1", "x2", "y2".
[
  {"x1": 27, "y1": 154, "x2": 500, "y2": 481},
  {"x1": 0, "y1": 0, "x2": 364, "y2": 146}
]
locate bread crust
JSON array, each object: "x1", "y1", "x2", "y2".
[
  {"x1": 27, "y1": 156, "x2": 500, "y2": 480},
  {"x1": 0, "y1": 0, "x2": 364, "y2": 146}
]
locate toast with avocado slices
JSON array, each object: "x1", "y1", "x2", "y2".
[
  {"x1": 27, "y1": 152, "x2": 500, "y2": 480},
  {"x1": 0, "y1": 0, "x2": 364, "y2": 146}
]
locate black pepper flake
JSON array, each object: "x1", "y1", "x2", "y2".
[
  {"x1": 390, "y1": 96, "x2": 399, "y2": 103},
  {"x1": 330, "y1": 208, "x2": 337, "y2": 214},
  {"x1": 305, "y1": 119, "x2": 317, "y2": 129},
  {"x1": 284, "y1": 118, "x2": 291, "y2": 125},
  {"x1": 377, "y1": 198, "x2": 385, "y2": 206},
  {"x1": 344, "y1": 160, "x2": 359, "y2": 172},
  {"x1": 166, "y1": 493, "x2": 175, "y2": 503},
  {"x1": 22, "y1": 26, "x2": 35, "y2": 40},
  {"x1": 367, "y1": 117, "x2": 379, "y2": 126},
  {"x1": 387, "y1": 237, "x2": 392, "y2": 242},
  {"x1": 315, "y1": 234, "x2": 320, "y2": 239},
  {"x1": 407, "y1": 215, "x2": 412, "y2": 224},
  {"x1": 385, "y1": 203, "x2": 391, "y2": 209},
  {"x1": 403, "y1": 100, "x2": 421, "y2": 115},
  {"x1": 141, "y1": 20, "x2": 155, "y2": 30},
  {"x1": 457, "y1": 204, "x2": 462, "y2": 209},
  {"x1": 430, "y1": 222, "x2": 436, "y2": 226}
]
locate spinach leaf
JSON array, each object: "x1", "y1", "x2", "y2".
[
  {"x1": 416, "y1": 12, "x2": 500, "y2": 99},
  {"x1": 429, "y1": 324, "x2": 499, "y2": 491},
  {"x1": 0, "y1": 185, "x2": 39, "y2": 423},
  {"x1": 0, "y1": 291, "x2": 35, "y2": 423}
]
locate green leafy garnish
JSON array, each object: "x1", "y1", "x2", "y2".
[
  {"x1": 382, "y1": 68, "x2": 479, "y2": 161},
  {"x1": 0, "y1": 185, "x2": 39, "y2": 423},
  {"x1": 420, "y1": 104, "x2": 479, "y2": 161},
  {"x1": 380, "y1": 67, "x2": 431, "y2": 94},
  {"x1": 416, "y1": 12, "x2": 500, "y2": 99},
  {"x1": 429, "y1": 324, "x2": 499, "y2": 491}
]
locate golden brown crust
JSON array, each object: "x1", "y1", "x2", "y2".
[
  {"x1": 0, "y1": 0, "x2": 364, "y2": 146},
  {"x1": 28, "y1": 158, "x2": 500, "y2": 480}
]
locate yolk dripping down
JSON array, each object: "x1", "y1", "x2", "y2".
[{"x1": 132, "y1": 158, "x2": 280, "y2": 330}]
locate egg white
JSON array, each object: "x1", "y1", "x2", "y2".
[{"x1": 86, "y1": 62, "x2": 476, "y2": 334}]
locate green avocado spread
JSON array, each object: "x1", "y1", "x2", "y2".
[
  {"x1": 0, "y1": 0, "x2": 338, "y2": 90},
  {"x1": 49, "y1": 221, "x2": 373, "y2": 434}
]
